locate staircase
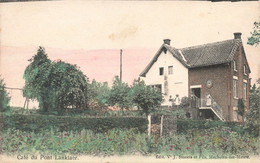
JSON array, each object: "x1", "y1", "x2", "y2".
[{"x1": 197, "y1": 95, "x2": 226, "y2": 122}]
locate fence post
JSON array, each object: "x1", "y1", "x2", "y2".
[
  {"x1": 148, "y1": 114, "x2": 151, "y2": 136},
  {"x1": 160, "y1": 115, "x2": 164, "y2": 137},
  {"x1": 23, "y1": 97, "x2": 27, "y2": 109}
]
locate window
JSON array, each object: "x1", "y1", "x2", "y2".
[
  {"x1": 151, "y1": 84, "x2": 162, "y2": 93},
  {"x1": 159, "y1": 67, "x2": 164, "y2": 76},
  {"x1": 233, "y1": 79, "x2": 238, "y2": 98},
  {"x1": 243, "y1": 83, "x2": 247, "y2": 100},
  {"x1": 233, "y1": 60, "x2": 237, "y2": 71},
  {"x1": 168, "y1": 66, "x2": 173, "y2": 75},
  {"x1": 243, "y1": 65, "x2": 247, "y2": 75}
]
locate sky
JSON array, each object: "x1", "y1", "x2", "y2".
[{"x1": 0, "y1": 1, "x2": 259, "y2": 107}]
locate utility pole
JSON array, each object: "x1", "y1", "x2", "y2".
[{"x1": 120, "y1": 49, "x2": 122, "y2": 82}]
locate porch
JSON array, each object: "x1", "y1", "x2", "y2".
[{"x1": 191, "y1": 95, "x2": 226, "y2": 122}]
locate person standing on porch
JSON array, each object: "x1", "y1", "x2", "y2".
[
  {"x1": 190, "y1": 92, "x2": 197, "y2": 108},
  {"x1": 206, "y1": 94, "x2": 212, "y2": 107},
  {"x1": 168, "y1": 95, "x2": 173, "y2": 108},
  {"x1": 174, "y1": 94, "x2": 181, "y2": 108}
]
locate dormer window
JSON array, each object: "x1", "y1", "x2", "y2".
[
  {"x1": 243, "y1": 65, "x2": 247, "y2": 75},
  {"x1": 233, "y1": 60, "x2": 237, "y2": 71}
]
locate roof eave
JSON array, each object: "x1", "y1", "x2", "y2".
[
  {"x1": 164, "y1": 46, "x2": 188, "y2": 68},
  {"x1": 139, "y1": 45, "x2": 165, "y2": 77}
]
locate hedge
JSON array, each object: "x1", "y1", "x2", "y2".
[
  {"x1": 177, "y1": 120, "x2": 246, "y2": 135},
  {"x1": 2, "y1": 113, "x2": 148, "y2": 133}
]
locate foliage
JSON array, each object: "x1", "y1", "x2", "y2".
[
  {"x1": 23, "y1": 47, "x2": 51, "y2": 98},
  {"x1": 10, "y1": 107, "x2": 38, "y2": 115},
  {"x1": 23, "y1": 47, "x2": 89, "y2": 114},
  {"x1": 150, "y1": 108, "x2": 186, "y2": 120},
  {"x1": 0, "y1": 77, "x2": 10, "y2": 112},
  {"x1": 237, "y1": 98, "x2": 245, "y2": 118},
  {"x1": 131, "y1": 78, "x2": 163, "y2": 116},
  {"x1": 101, "y1": 110, "x2": 145, "y2": 117},
  {"x1": 108, "y1": 76, "x2": 132, "y2": 111},
  {"x1": 247, "y1": 21, "x2": 260, "y2": 46},
  {"x1": 88, "y1": 80, "x2": 110, "y2": 111},
  {"x1": 0, "y1": 78, "x2": 13, "y2": 129},
  {"x1": 180, "y1": 96, "x2": 190, "y2": 108},
  {"x1": 2, "y1": 113, "x2": 147, "y2": 133},
  {"x1": 177, "y1": 120, "x2": 247, "y2": 136},
  {"x1": 244, "y1": 80, "x2": 260, "y2": 137},
  {"x1": 1, "y1": 127, "x2": 258, "y2": 157}
]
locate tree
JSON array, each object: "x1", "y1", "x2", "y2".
[
  {"x1": 0, "y1": 77, "x2": 10, "y2": 112},
  {"x1": 88, "y1": 80, "x2": 110, "y2": 110},
  {"x1": 23, "y1": 47, "x2": 89, "y2": 114},
  {"x1": 245, "y1": 79, "x2": 260, "y2": 136},
  {"x1": 50, "y1": 61, "x2": 89, "y2": 110},
  {"x1": 23, "y1": 47, "x2": 52, "y2": 110},
  {"x1": 237, "y1": 98, "x2": 245, "y2": 122},
  {"x1": 108, "y1": 76, "x2": 132, "y2": 112},
  {"x1": 131, "y1": 78, "x2": 162, "y2": 116},
  {"x1": 247, "y1": 21, "x2": 260, "y2": 46}
]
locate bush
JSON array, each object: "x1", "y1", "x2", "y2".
[
  {"x1": 1, "y1": 127, "x2": 258, "y2": 157},
  {"x1": 237, "y1": 98, "x2": 245, "y2": 119},
  {"x1": 177, "y1": 120, "x2": 247, "y2": 136},
  {"x1": 244, "y1": 83, "x2": 260, "y2": 137},
  {"x1": 180, "y1": 96, "x2": 190, "y2": 108},
  {"x1": 3, "y1": 114, "x2": 148, "y2": 133},
  {"x1": 0, "y1": 77, "x2": 10, "y2": 112}
]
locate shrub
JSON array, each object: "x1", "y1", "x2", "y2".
[
  {"x1": 180, "y1": 96, "x2": 190, "y2": 108},
  {"x1": 3, "y1": 114, "x2": 148, "y2": 133},
  {"x1": 237, "y1": 98, "x2": 245, "y2": 120},
  {"x1": 177, "y1": 120, "x2": 246, "y2": 136},
  {"x1": 0, "y1": 77, "x2": 10, "y2": 112},
  {"x1": 1, "y1": 127, "x2": 258, "y2": 157},
  {"x1": 244, "y1": 82, "x2": 260, "y2": 137}
]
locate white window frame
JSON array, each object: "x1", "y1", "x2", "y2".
[
  {"x1": 243, "y1": 82, "x2": 247, "y2": 100},
  {"x1": 233, "y1": 60, "x2": 237, "y2": 71},
  {"x1": 168, "y1": 66, "x2": 173, "y2": 75},
  {"x1": 233, "y1": 79, "x2": 238, "y2": 99},
  {"x1": 190, "y1": 85, "x2": 202, "y2": 89},
  {"x1": 243, "y1": 65, "x2": 247, "y2": 75}
]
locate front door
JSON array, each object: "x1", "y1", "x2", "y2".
[{"x1": 192, "y1": 88, "x2": 201, "y2": 98}]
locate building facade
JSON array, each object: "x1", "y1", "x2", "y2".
[
  {"x1": 140, "y1": 40, "x2": 189, "y2": 106},
  {"x1": 140, "y1": 33, "x2": 251, "y2": 122}
]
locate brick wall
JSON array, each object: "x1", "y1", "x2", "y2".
[
  {"x1": 189, "y1": 64, "x2": 231, "y2": 121},
  {"x1": 231, "y1": 43, "x2": 250, "y2": 119},
  {"x1": 188, "y1": 43, "x2": 251, "y2": 122}
]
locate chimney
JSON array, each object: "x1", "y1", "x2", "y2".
[
  {"x1": 163, "y1": 39, "x2": 171, "y2": 45},
  {"x1": 234, "y1": 32, "x2": 242, "y2": 39}
]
